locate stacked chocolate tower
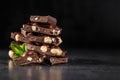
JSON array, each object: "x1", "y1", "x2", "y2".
[{"x1": 8, "y1": 15, "x2": 68, "y2": 66}]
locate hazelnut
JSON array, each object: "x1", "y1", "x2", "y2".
[
  {"x1": 35, "y1": 17, "x2": 38, "y2": 20},
  {"x1": 50, "y1": 48, "x2": 62, "y2": 56},
  {"x1": 52, "y1": 38, "x2": 55, "y2": 42},
  {"x1": 27, "y1": 57, "x2": 32, "y2": 61},
  {"x1": 52, "y1": 29, "x2": 56, "y2": 35},
  {"x1": 44, "y1": 36, "x2": 52, "y2": 44},
  {"x1": 32, "y1": 26, "x2": 37, "y2": 31},
  {"x1": 56, "y1": 49, "x2": 63, "y2": 56},
  {"x1": 52, "y1": 29, "x2": 61, "y2": 35},
  {"x1": 15, "y1": 34, "x2": 20, "y2": 41},
  {"x1": 39, "y1": 58, "x2": 43, "y2": 63},
  {"x1": 40, "y1": 45, "x2": 47, "y2": 53},
  {"x1": 57, "y1": 30, "x2": 61, "y2": 35},
  {"x1": 8, "y1": 50, "x2": 14, "y2": 58},
  {"x1": 23, "y1": 25, "x2": 25, "y2": 28},
  {"x1": 31, "y1": 47, "x2": 34, "y2": 50},
  {"x1": 57, "y1": 37, "x2": 62, "y2": 44}
]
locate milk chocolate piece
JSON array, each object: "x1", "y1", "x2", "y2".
[
  {"x1": 11, "y1": 32, "x2": 62, "y2": 46},
  {"x1": 50, "y1": 57, "x2": 68, "y2": 65},
  {"x1": 13, "y1": 51, "x2": 43, "y2": 66},
  {"x1": 26, "y1": 44, "x2": 66, "y2": 57},
  {"x1": 11, "y1": 32, "x2": 25, "y2": 42},
  {"x1": 30, "y1": 15, "x2": 57, "y2": 25},
  {"x1": 22, "y1": 24, "x2": 62, "y2": 36},
  {"x1": 21, "y1": 29, "x2": 62, "y2": 45}
]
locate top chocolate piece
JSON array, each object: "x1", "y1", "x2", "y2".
[{"x1": 30, "y1": 15, "x2": 57, "y2": 25}]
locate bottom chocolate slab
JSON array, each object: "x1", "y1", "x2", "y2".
[{"x1": 12, "y1": 51, "x2": 43, "y2": 66}]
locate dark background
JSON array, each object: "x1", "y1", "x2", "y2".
[{"x1": 1, "y1": 0, "x2": 120, "y2": 49}]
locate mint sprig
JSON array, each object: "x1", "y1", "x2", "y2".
[{"x1": 10, "y1": 42, "x2": 27, "y2": 57}]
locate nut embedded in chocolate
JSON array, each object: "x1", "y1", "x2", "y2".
[
  {"x1": 32, "y1": 26, "x2": 37, "y2": 31},
  {"x1": 44, "y1": 36, "x2": 52, "y2": 44},
  {"x1": 40, "y1": 45, "x2": 48, "y2": 53},
  {"x1": 11, "y1": 32, "x2": 62, "y2": 46},
  {"x1": 57, "y1": 37, "x2": 62, "y2": 44},
  {"x1": 51, "y1": 29, "x2": 61, "y2": 35},
  {"x1": 30, "y1": 15, "x2": 57, "y2": 25},
  {"x1": 50, "y1": 48, "x2": 63, "y2": 56},
  {"x1": 13, "y1": 51, "x2": 43, "y2": 66},
  {"x1": 27, "y1": 57, "x2": 33, "y2": 61},
  {"x1": 35, "y1": 17, "x2": 38, "y2": 20},
  {"x1": 8, "y1": 50, "x2": 15, "y2": 59},
  {"x1": 22, "y1": 24, "x2": 62, "y2": 36},
  {"x1": 39, "y1": 58, "x2": 43, "y2": 63},
  {"x1": 15, "y1": 34, "x2": 20, "y2": 41},
  {"x1": 26, "y1": 43, "x2": 66, "y2": 57}
]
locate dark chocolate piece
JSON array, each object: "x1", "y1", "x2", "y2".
[
  {"x1": 22, "y1": 24, "x2": 62, "y2": 36},
  {"x1": 26, "y1": 43, "x2": 66, "y2": 57},
  {"x1": 11, "y1": 32, "x2": 26, "y2": 42},
  {"x1": 13, "y1": 51, "x2": 43, "y2": 66},
  {"x1": 50, "y1": 57, "x2": 68, "y2": 65},
  {"x1": 11, "y1": 32, "x2": 62, "y2": 46},
  {"x1": 30, "y1": 15, "x2": 57, "y2": 25}
]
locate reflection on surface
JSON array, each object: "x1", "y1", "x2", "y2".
[
  {"x1": 8, "y1": 60, "x2": 14, "y2": 71},
  {"x1": 8, "y1": 60, "x2": 63, "y2": 80}
]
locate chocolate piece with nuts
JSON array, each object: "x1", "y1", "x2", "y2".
[
  {"x1": 30, "y1": 15, "x2": 57, "y2": 25},
  {"x1": 22, "y1": 24, "x2": 62, "y2": 36},
  {"x1": 21, "y1": 29, "x2": 62, "y2": 45},
  {"x1": 26, "y1": 43, "x2": 66, "y2": 57},
  {"x1": 13, "y1": 51, "x2": 43, "y2": 66},
  {"x1": 11, "y1": 32, "x2": 62, "y2": 46}
]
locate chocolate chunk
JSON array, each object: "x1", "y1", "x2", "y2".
[
  {"x1": 13, "y1": 51, "x2": 43, "y2": 66},
  {"x1": 11, "y1": 32, "x2": 25, "y2": 42},
  {"x1": 11, "y1": 32, "x2": 62, "y2": 46},
  {"x1": 21, "y1": 28, "x2": 43, "y2": 37},
  {"x1": 30, "y1": 15, "x2": 57, "y2": 25},
  {"x1": 26, "y1": 43, "x2": 66, "y2": 57},
  {"x1": 22, "y1": 24, "x2": 62, "y2": 36},
  {"x1": 49, "y1": 57, "x2": 68, "y2": 65}
]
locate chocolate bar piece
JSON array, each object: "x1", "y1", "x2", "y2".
[
  {"x1": 11, "y1": 32, "x2": 26, "y2": 42},
  {"x1": 11, "y1": 32, "x2": 62, "y2": 46},
  {"x1": 50, "y1": 57, "x2": 68, "y2": 65},
  {"x1": 13, "y1": 51, "x2": 43, "y2": 66},
  {"x1": 30, "y1": 15, "x2": 57, "y2": 25},
  {"x1": 22, "y1": 24, "x2": 62, "y2": 36},
  {"x1": 26, "y1": 43, "x2": 66, "y2": 57},
  {"x1": 21, "y1": 29, "x2": 62, "y2": 45}
]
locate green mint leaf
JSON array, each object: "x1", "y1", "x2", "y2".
[
  {"x1": 10, "y1": 42, "x2": 25, "y2": 57},
  {"x1": 20, "y1": 43, "x2": 26, "y2": 52}
]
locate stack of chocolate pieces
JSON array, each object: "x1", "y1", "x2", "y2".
[{"x1": 8, "y1": 15, "x2": 68, "y2": 66}]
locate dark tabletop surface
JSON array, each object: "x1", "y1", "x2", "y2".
[{"x1": 1, "y1": 48, "x2": 120, "y2": 80}]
